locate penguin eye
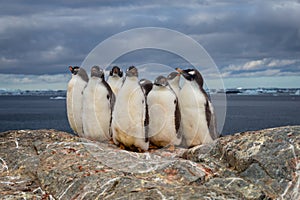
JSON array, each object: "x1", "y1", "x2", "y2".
[
  {"x1": 140, "y1": 80, "x2": 145, "y2": 84},
  {"x1": 188, "y1": 70, "x2": 195, "y2": 75},
  {"x1": 107, "y1": 94, "x2": 110, "y2": 100},
  {"x1": 174, "y1": 100, "x2": 177, "y2": 104}
]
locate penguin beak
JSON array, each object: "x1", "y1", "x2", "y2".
[
  {"x1": 113, "y1": 68, "x2": 119, "y2": 76},
  {"x1": 176, "y1": 68, "x2": 191, "y2": 80},
  {"x1": 175, "y1": 68, "x2": 183, "y2": 74},
  {"x1": 69, "y1": 66, "x2": 73, "y2": 72}
]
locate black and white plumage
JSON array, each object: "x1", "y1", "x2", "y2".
[
  {"x1": 107, "y1": 66, "x2": 123, "y2": 96},
  {"x1": 67, "y1": 66, "x2": 89, "y2": 136},
  {"x1": 82, "y1": 66, "x2": 115, "y2": 141},
  {"x1": 176, "y1": 68, "x2": 218, "y2": 147},
  {"x1": 147, "y1": 76, "x2": 181, "y2": 147},
  {"x1": 111, "y1": 66, "x2": 149, "y2": 151}
]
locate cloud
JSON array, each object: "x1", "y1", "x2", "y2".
[
  {"x1": 0, "y1": 56, "x2": 18, "y2": 64},
  {"x1": 221, "y1": 58, "x2": 300, "y2": 77},
  {"x1": 0, "y1": 0, "x2": 300, "y2": 89},
  {"x1": 223, "y1": 58, "x2": 299, "y2": 71},
  {"x1": 0, "y1": 73, "x2": 70, "y2": 90}
]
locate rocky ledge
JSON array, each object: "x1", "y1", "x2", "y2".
[{"x1": 0, "y1": 126, "x2": 299, "y2": 200}]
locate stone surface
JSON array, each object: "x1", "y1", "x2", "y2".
[{"x1": 0, "y1": 126, "x2": 299, "y2": 199}]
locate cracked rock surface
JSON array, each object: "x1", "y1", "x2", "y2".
[{"x1": 0, "y1": 126, "x2": 299, "y2": 199}]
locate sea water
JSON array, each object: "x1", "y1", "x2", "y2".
[{"x1": 0, "y1": 95, "x2": 299, "y2": 135}]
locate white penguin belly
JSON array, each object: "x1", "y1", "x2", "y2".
[
  {"x1": 107, "y1": 77, "x2": 122, "y2": 96},
  {"x1": 67, "y1": 76, "x2": 86, "y2": 136},
  {"x1": 112, "y1": 80, "x2": 148, "y2": 150},
  {"x1": 179, "y1": 82, "x2": 213, "y2": 147},
  {"x1": 82, "y1": 79, "x2": 111, "y2": 141},
  {"x1": 148, "y1": 88, "x2": 181, "y2": 147},
  {"x1": 169, "y1": 83, "x2": 180, "y2": 98}
]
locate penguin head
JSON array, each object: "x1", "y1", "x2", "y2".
[
  {"x1": 154, "y1": 75, "x2": 169, "y2": 87},
  {"x1": 109, "y1": 66, "x2": 123, "y2": 78},
  {"x1": 140, "y1": 79, "x2": 153, "y2": 86},
  {"x1": 167, "y1": 72, "x2": 180, "y2": 80},
  {"x1": 167, "y1": 71, "x2": 180, "y2": 84},
  {"x1": 91, "y1": 65, "x2": 104, "y2": 79},
  {"x1": 126, "y1": 66, "x2": 138, "y2": 77},
  {"x1": 140, "y1": 79, "x2": 153, "y2": 96},
  {"x1": 176, "y1": 68, "x2": 204, "y2": 87},
  {"x1": 69, "y1": 66, "x2": 80, "y2": 75}
]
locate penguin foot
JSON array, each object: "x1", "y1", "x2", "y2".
[
  {"x1": 119, "y1": 143, "x2": 126, "y2": 150},
  {"x1": 166, "y1": 145, "x2": 176, "y2": 152},
  {"x1": 137, "y1": 147, "x2": 146, "y2": 153},
  {"x1": 108, "y1": 138, "x2": 114, "y2": 144},
  {"x1": 149, "y1": 144, "x2": 159, "y2": 149}
]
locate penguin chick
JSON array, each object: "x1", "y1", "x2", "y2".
[
  {"x1": 147, "y1": 76, "x2": 181, "y2": 147},
  {"x1": 107, "y1": 66, "x2": 123, "y2": 96},
  {"x1": 82, "y1": 66, "x2": 115, "y2": 142},
  {"x1": 176, "y1": 68, "x2": 218, "y2": 147},
  {"x1": 167, "y1": 71, "x2": 181, "y2": 97},
  {"x1": 67, "y1": 66, "x2": 89, "y2": 136},
  {"x1": 111, "y1": 66, "x2": 149, "y2": 151}
]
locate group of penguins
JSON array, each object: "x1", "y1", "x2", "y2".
[{"x1": 67, "y1": 65, "x2": 219, "y2": 152}]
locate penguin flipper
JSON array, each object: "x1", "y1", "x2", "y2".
[
  {"x1": 205, "y1": 99, "x2": 211, "y2": 128},
  {"x1": 174, "y1": 97, "x2": 181, "y2": 139},
  {"x1": 144, "y1": 100, "x2": 149, "y2": 143},
  {"x1": 140, "y1": 83, "x2": 149, "y2": 143},
  {"x1": 208, "y1": 101, "x2": 219, "y2": 140},
  {"x1": 102, "y1": 80, "x2": 115, "y2": 112},
  {"x1": 102, "y1": 80, "x2": 115, "y2": 138},
  {"x1": 109, "y1": 90, "x2": 115, "y2": 138}
]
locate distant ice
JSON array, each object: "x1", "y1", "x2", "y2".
[
  {"x1": 0, "y1": 88, "x2": 299, "y2": 96},
  {"x1": 50, "y1": 96, "x2": 66, "y2": 100}
]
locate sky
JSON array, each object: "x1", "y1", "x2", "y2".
[{"x1": 0, "y1": 0, "x2": 300, "y2": 90}]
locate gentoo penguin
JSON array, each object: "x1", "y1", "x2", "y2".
[
  {"x1": 176, "y1": 68, "x2": 218, "y2": 147},
  {"x1": 147, "y1": 76, "x2": 181, "y2": 147},
  {"x1": 82, "y1": 66, "x2": 115, "y2": 141},
  {"x1": 167, "y1": 71, "x2": 181, "y2": 97},
  {"x1": 67, "y1": 66, "x2": 89, "y2": 136},
  {"x1": 111, "y1": 66, "x2": 149, "y2": 151},
  {"x1": 139, "y1": 79, "x2": 153, "y2": 96},
  {"x1": 107, "y1": 66, "x2": 123, "y2": 96}
]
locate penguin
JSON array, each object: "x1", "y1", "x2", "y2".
[
  {"x1": 139, "y1": 78, "x2": 153, "y2": 96},
  {"x1": 111, "y1": 66, "x2": 149, "y2": 151},
  {"x1": 167, "y1": 71, "x2": 181, "y2": 97},
  {"x1": 147, "y1": 76, "x2": 181, "y2": 147},
  {"x1": 176, "y1": 68, "x2": 218, "y2": 147},
  {"x1": 67, "y1": 66, "x2": 89, "y2": 137},
  {"x1": 82, "y1": 66, "x2": 115, "y2": 142},
  {"x1": 107, "y1": 66, "x2": 123, "y2": 96}
]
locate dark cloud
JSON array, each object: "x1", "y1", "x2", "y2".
[{"x1": 0, "y1": 0, "x2": 299, "y2": 78}]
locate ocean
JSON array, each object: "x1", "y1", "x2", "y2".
[{"x1": 0, "y1": 95, "x2": 299, "y2": 135}]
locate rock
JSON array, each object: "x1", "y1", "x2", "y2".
[{"x1": 0, "y1": 126, "x2": 299, "y2": 199}]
